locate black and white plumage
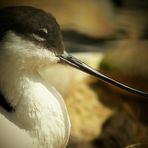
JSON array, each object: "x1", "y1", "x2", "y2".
[{"x1": 0, "y1": 6, "x2": 70, "y2": 148}]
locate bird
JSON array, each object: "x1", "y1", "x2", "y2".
[
  {"x1": 0, "y1": 6, "x2": 70, "y2": 148},
  {"x1": 0, "y1": 5, "x2": 148, "y2": 148}
]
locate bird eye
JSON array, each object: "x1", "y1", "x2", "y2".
[
  {"x1": 36, "y1": 30, "x2": 48, "y2": 38},
  {"x1": 31, "y1": 33, "x2": 45, "y2": 42},
  {"x1": 31, "y1": 29, "x2": 48, "y2": 42}
]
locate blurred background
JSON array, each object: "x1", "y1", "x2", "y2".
[{"x1": 0, "y1": 0, "x2": 148, "y2": 147}]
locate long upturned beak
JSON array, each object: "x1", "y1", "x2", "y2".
[{"x1": 57, "y1": 53, "x2": 148, "y2": 98}]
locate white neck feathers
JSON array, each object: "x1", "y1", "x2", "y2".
[{"x1": 0, "y1": 31, "x2": 70, "y2": 148}]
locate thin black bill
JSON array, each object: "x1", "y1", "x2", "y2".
[{"x1": 57, "y1": 53, "x2": 148, "y2": 98}]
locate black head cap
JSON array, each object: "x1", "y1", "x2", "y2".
[{"x1": 0, "y1": 6, "x2": 64, "y2": 54}]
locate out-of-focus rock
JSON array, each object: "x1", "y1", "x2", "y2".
[
  {"x1": 116, "y1": 0, "x2": 148, "y2": 9},
  {"x1": 65, "y1": 80, "x2": 112, "y2": 141},
  {"x1": 96, "y1": 11, "x2": 148, "y2": 124},
  {"x1": 92, "y1": 112, "x2": 148, "y2": 148},
  {"x1": 100, "y1": 42, "x2": 148, "y2": 93},
  {"x1": 99, "y1": 8, "x2": 148, "y2": 97},
  {"x1": 116, "y1": 9, "x2": 148, "y2": 40},
  {"x1": 98, "y1": 44, "x2": 148, "y2": 125},
  {"x1": 0, "y1": 0, "x2": 116, "y2": 38}
]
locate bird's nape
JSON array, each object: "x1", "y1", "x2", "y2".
[{"x1": 57, "y1": 53, "x2": 148, "y2": 98}]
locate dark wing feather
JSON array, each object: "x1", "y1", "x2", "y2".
[{"x1": 0, "y1": 92, "x2": 13, "y2": 112}]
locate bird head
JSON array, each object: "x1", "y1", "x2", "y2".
[{"x1": 0, "y1": 6, "x2": 64, "y2": 71}]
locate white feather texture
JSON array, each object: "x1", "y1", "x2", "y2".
[{"x1": 0, "y1": 31, "x2": 70, "y2": 148}]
